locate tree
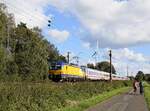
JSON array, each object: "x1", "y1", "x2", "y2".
[
  {"x1": 128, "y1": 76, "x2": 134, "y2": 80},
  {"x1": 0, "y1": 3, "x2": 15, "y2": 76},
  {"x1": 0, "y1": 4, "x2": 7, "y2": 75},
  {"x1": 95, "y1": 61, "x2": 116, "y2": 74},
  {"x1": 87, "y1": 63, "x2": 95, "y2": 69},
  {"x1": 0, "y1": 47, "x2": 6, "y2": 75},
  {"x1": 0, "y1": 3, "x2": 67, "y2": 81},
  {"x1": 145, "y1": 74, "x2": 150, "y2": 81},
  {"x1": 56, "y1": 55, "x2": 67, "y2": 63},
  {"x1": 13, "y1": 23, "x2": 49, "y2": 80},
  {"x1": 12, "y1": 22, "x2": 66, "y2": 80},
  {"x1": 135, "y1": 71, "x2": 145, "y2": 81}
]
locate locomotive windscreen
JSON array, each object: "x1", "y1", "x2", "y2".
[{"x1": 49, "y1": 62, "x2": 64, "y2": 70}]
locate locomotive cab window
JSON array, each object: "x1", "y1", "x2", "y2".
[
  {"x1": 49, "y1": 64, "x2": 62, "y2": 70},
  {"x1": 56, "y1": 65, "x2": 62, "y2": 70},
  {"x1": 49, "y1": 65, "x2": 56, "y2": 70}
]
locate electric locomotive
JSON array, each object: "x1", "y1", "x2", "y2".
[{"x1": 49, "y1": 62, "x2": 85, "y2": 81}]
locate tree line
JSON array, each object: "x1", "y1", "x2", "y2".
[
  {"x1": 135, "y1": 71, "x2": 150, "y2": 82},
  {"x1": 87, "y1": 61, "x2": 116, "y2": 74},
  {"x1": 0, "y1": 3, "x2": 66, "y2": 81},
  {"x1": 88, "y1": 61, "x2": 150, "y2": 82}
]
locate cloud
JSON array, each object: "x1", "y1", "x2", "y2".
[
  {"x1": 112, "y1": 48, "x2": 147, "y2": 62},
  {"x1": 49, "y1": 29, "x2": 70, "y2": 42},
  {"x1": 3, "y1": 0, "x2": 150, "y2": 47},
  {"x1": 102, "y1": 48, "x2": 150, "y2": 75},
  {"x1": 2, "y1": 0, "x2": 50, "y2": 28},
  {"x1": 48, "y1": 0, "x2": 150, "y2": 48},
  {"x1": 82, "y1": 42, "x2": 90, "y2": 49}
]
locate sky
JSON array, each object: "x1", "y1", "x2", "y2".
[{"x1": 1, "y1": 0, "x2": 150, "y2": 76}]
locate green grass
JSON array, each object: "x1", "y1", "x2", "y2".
[
  {"x1": 0, "y1": 81, "x2": 131, "y2": 111},
  {"x1": 144, "y1": 82, "x2": 150, "y2": 110},
  {"x1": 59, "y1": 87, "x2": 130, "y2": 111}
]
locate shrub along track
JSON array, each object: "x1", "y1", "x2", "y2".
[
  {"x1": 144, "y1": 82, "x2": 150, "y2": 111},
  {"x1": 0, "y1": 81, "x2": 131, "y2": 111}
]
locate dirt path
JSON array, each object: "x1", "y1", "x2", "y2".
[{"x1": 86, "y1": 88, "x2": 149, "y2": 111}]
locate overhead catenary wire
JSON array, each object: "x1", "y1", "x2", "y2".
[
  {"x1": 1, "y1": 0, "x2": 54, "y2": 28},
  {"x1": 1, "y1": 0, "x2": 48, "y2": 21}
]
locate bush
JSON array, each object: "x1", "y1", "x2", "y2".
[
  {"x1": 0, "y1": 81, "x2": 131, "y2": 111},
  {"x1": 144, "y1": 82, "x2": 150, "y2": 109}
]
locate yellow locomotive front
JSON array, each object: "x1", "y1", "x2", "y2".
[{"x1": 49, "y1": 62, "x2": 62, "y2": 81}]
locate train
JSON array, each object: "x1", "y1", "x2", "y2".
[{"x1": 48, "y1": 62, "x2": 129, "y2": 82}]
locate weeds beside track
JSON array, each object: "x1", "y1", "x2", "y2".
[{"x1": 0, "y1": 81, "x2": 131, "y2": 111}]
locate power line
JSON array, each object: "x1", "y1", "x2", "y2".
[
  {"x1": 2, "y1": 0, "x2": 48, "y2": 22},
  {"x1": 1, "y1": 0, "x2": 54, "y2": 28},
  {"x1": 127, "y1": 64, "x2": 129, "y2": 77}
]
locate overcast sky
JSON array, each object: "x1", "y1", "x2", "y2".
[{"x1": 2, "y1": 0, "x2": 150, "y2": 76}]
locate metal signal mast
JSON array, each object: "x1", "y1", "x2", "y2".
[{"x1": 109, "y1": 49, "x2": 112, "y2": 82}]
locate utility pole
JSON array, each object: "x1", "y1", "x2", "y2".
[
  {"x1": 127, "y1": 64, "x2": 129, "y2": 77},
  {"x1": 67, "y1": 52, "x2": 71, "y2": 64},
  {"x1": 109, "y1": 50, "x2": 112, "y2": 82},
  {"x1": 77, "y1": 57, "x2": 79, "y2": 65}
]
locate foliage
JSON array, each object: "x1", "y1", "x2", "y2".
[
  {"x1": 0, "y1": 81, "x2": 131, "y2": 111},
  {"x1": 13, "y1": 22, "x2": 49, "y2": 80},
  {"x1": 87, "y1": 63, "x2": 95, "y2": 69},
  {"x1": 144, "y1": 74, "x2": 150, "y2": 81},
  {"x1": 128, "y1": 76, "x2": 135, "y2": 80},
  {"x1": 0, "y1": 3, "x2": 66, "y2": 80},
  {"x1": 87, "y1": 61, "x2": 116, "y2": 74},
  {"x1": 135, "y1": 71, "x2": 145, "y2": 81},
  {"x1": 135, "y1": 71, "x2": 150, "y2": 82},
  {"x1": 0, "y1": 47, "x2": 6, "y2": 75},
  {"x1": 144, "y1": 82, "x2": 150, "y2": 110},
  {"x1": 95, "y1": 61, "x2": 116, "y2": 74}
]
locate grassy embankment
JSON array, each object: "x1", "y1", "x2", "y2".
[
  {"x1": 144, "y1": 82, "x2": 150, "y2": 111},
  {"x1": 0, "y1": 81, "x2": 131, "y2": 111}
]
